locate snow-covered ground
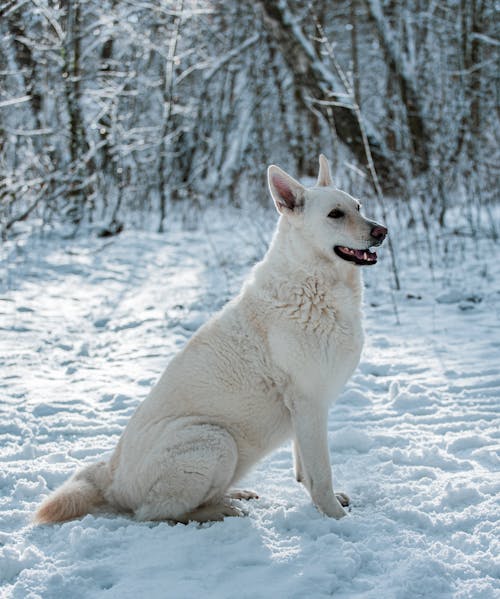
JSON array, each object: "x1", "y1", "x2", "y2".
[{"x1": 1, "y1": 208, "x2": 499, "y2": 598}]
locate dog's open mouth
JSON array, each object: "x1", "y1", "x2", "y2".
[{"x1": 334, "y1": 246, "x2": 377, "y2": 266}]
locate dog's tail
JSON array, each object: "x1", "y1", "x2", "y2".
[{"x1": 34, "y1": 461, "x2": 112, "y2": 524}]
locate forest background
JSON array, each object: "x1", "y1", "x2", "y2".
[{"x1": 1, "y1": 0, "x2": 498, "y2": 240}]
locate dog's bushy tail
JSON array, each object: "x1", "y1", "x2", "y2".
[{"x1": 35, "y1": 461, "x2": 112, "y2": 524}]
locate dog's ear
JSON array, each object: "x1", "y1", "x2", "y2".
[
  {"x1": 268, "y1": 165, "x2": 305, "y2": 215},
  {"x1": 316, "y1": 154, "x2": 333, "y2": 187}
]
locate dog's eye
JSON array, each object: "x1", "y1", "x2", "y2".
[
  {"x1": 356, "y1": 204, "x2": 361, "y2": 212},
  {"x1": 328, "y1": 209, "x2": 344, "y2": 219}
]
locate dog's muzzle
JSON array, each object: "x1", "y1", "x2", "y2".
[{"x1": 334, "y1": 224, "x2": 388, "y2": 266}]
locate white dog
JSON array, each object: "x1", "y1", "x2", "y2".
[{"x1": 35, "y1": 155, "x2": 387, "y2": 524}]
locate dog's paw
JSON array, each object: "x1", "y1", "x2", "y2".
[
  {"x1": 217, "y1": 503, "x2": 245, "y2": 519},
  {"x1": 180, "y1": 500, "x2": 244, "y2": 523},
  {"x1": 228, "y1": 489, "x2": 259, "y2": 501},
  {"x1": 335, "y1": 492, "x2": 350, "y2": 507}
]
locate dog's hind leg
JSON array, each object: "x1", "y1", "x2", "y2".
[{"x1": 134, "y1": 423, "x2": 239, "y2": 523}]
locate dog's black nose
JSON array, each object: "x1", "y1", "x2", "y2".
[{"x1": 371, "y1": 225, "x2": 388, "y2": 242}]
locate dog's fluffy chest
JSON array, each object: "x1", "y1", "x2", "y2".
[
  {"x1": 273, "y1": 273, "x2": 363, "y2": 340},
  {"x1": 259, "y1": 271, "x2": 364, "y2": 399}
]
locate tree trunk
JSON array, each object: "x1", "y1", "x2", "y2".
[
  {"x1": 6, "y1": 19, "x2": 43, "y2": 133},
  {"x1": 158, "y1": 0, "x2": 184, "y2": 233},
  {"x1": 468, "y1": 0, "x2": 484, "y2": 143},
  {"x1": 350, "y1": 0, "x2": 361, "y2": 108},
  {"x1": 63, "y1": 0, "x2": 92, "y2": 225},
  {"x1": 364, "y1": 0, "x2": 430, "y2": 175},
  {"x1": 257, "y1": 0, "x2": 402, "y2": 192}
]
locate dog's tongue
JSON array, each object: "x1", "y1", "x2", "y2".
[{"x1": 339, "y1": 247, "x2": 377, "y2": 262}]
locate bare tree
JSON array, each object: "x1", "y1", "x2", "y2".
[
  {"x1": 62, "y1": 0, "x2": 94, "y2": 225},
  {"x1": 256, "y1": 0, "x2": 403, "y2": 192},
  {"x1": 364, "y1": 0, "x2": 430, "y2": 175},
  {"x1": 158, "y1": 1, "x2": 184, "y2": 233}
]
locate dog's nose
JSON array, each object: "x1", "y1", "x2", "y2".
[{"x1": 371, "y1": 225, "x2": 388, "y2": 242}]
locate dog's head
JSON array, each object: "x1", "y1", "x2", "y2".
[{"x1": 268, "y1": 155, "x2": 387, "y2": 266}]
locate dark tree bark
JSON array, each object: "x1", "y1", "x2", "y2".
[
  {"x1": 350, "y1": 0, "x2": 361, "y2": 109},
  {"x1": 364, "y1": 0, "x2": 430, "y2": 175},
  {"x1": 452, "y1": 0, "x2": 488, "y2": 167},
  {"x1": 62, "y1": 0, "x2": 93, "y2": 224},
  {"x1": 257, "y1": 0, "x2": 403, "y2": 192},
  {"x1": 158, "y1": 0, "x2": 183, "y2": 233},
  {"x1": 6, "y1": 20, "x2": 43, "y2": 130}
]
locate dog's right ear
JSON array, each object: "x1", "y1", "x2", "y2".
[
  {"x1": 316, "y1": 154, "x2": 333, "y2": 187},
  {"x1": 267, "y1": 165, "x2": 305, "y2": 215}
]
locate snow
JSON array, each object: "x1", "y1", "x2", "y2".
[{"x1": 1, "y1": 208, "x2": 499, "y2": 598}]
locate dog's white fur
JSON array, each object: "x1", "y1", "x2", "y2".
[{"x1": 35, "y1": 155, "x2": 386, "y2": 524}]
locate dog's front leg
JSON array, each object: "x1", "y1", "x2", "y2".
[
  {"x1": 293, "y1": 440, "x2": 304, "y2": 483},
  {"x1": 291, "y1": 401, "x2": 346, "y2": 519}
]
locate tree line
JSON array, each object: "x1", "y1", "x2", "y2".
[{"x1": 0, "y1": 0, "x2": 497, "y2": 237}]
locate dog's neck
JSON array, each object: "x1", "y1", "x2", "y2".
[{"x1": 258, "y1": 217, "x2": 363, "y2": 296}]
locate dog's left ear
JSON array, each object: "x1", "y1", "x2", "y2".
[
  {"x1": 316, "y1": 154, "x2": 333, "y2": 187},
  {"x1": 268, "y1": 165, "x2": 305, "y2": 215}
]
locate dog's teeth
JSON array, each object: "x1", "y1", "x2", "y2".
[{"x1": 363, "y1": 252, "x2": 368, "y2": 260}]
